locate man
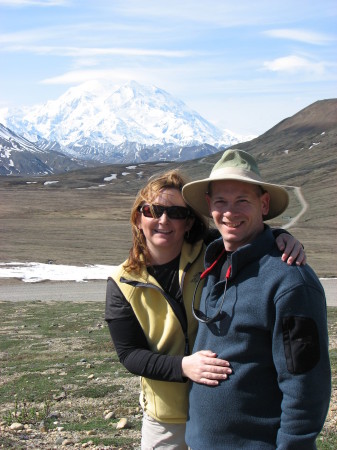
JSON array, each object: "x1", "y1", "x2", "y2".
[{"x1": 182, "y1": 149, "x2": 331, "y2": 449}]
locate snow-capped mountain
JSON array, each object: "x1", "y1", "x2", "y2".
[
  {"x1": 0, "y1": 123, "x2": 91, "y2": 175},
  {"x1": 1, "y1": 80, "x2": 251, "y2": 164}
]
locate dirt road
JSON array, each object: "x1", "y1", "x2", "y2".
[
  {"x1": 0, "y1": 280, "x2": 107, "y2": 302},
  {"x1": 0, "y1": 278, "x2": 336, "y2": 306}
]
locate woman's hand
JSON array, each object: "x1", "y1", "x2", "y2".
[
  {"x1": 276, "y1": 233, "x2": 306, "y2": 266},
  {"x1": 182, "y1": 350, "x2": 232, "y2": 386}
]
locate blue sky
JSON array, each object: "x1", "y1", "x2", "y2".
[{"x1": 0, "y1": 0, "x2": 336, "y2": 135}]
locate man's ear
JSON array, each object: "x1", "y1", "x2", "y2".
[
  {"x1": 206, "y1": 194, "x2": 212, "y2": 217},
  {"x1": 261, "y1": 192, "x2": 270, "y2": 216}
]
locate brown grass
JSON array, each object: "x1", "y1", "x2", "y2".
[{"x1": 0, "y1": 145, "x2": 336, "y2": 276}]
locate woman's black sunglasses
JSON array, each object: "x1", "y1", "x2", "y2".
[{"x1": 139, "y1": 204, "x2": 191, "y2": 220}]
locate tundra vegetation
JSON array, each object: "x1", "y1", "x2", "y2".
[{"x1": 0, "y1": 301, "x2": 336, "y2": 449}]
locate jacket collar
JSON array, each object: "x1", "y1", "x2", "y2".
[
  {"x1": 121, "y1": 239, "x2": 205, "y2": 284},
  {"x1": 204, "y1": 225, "x2": 275, "y2": 279}
]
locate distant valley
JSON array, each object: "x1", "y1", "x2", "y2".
[{"x1": 0, "y1": 97, "x2": 336, "y2": 277}]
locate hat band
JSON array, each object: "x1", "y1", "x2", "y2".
[{"x1": 210, "y1": 167, "x2": 263, "y2": 182}]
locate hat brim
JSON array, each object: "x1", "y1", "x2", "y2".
[{"x1": 182, "y1": 175, "x2": 289, "y2": 221}]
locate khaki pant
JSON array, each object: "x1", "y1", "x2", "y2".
[{"x1": 141, "y1": 412, "x2": 188, "y2": 450}]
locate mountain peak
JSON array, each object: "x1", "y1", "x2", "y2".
[{"x1": 1, "y1": 80, "x2": 250, "y2": 166}]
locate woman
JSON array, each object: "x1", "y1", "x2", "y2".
[{"x1": 105, "y1": 170, "x2": 305, "y2": 450}]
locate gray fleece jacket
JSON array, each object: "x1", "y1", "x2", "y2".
[{"x1": 186, "y1": 226, "x2": 331, "y2": 450}]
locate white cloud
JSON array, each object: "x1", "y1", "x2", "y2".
[
  {"x1": 264, "y1": 28, "x2": 334, "y2": 45},
  {"x1": 0, "y1": 106, "x2": 9, "y2": 121},
  {"x1": 41, "y1": 69, "x2": 150, "y2": 85},
  {"x1": 0, "y1": 22, "x2": 164, "y2": 46},
  {"x1": 0, "y1": 0, "x2": 66, "y2": 6},
  {"x1": 263, "y1": 55, "x2": 325, "y2": 75},
  {"x1": 2, "y1": 44, "x2": 190, "y2": 58},
  {"x1": 1, "y1": 0, "x2": 335, "y2": 135},
  {"x1": 0, "y1": 28, "x2": 67, "y2": 45},
  {"x1": 108, "y1": 0, "x2": 328, "y2": 28}
]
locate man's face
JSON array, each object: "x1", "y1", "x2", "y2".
[{"x1": 206, "y1": 180, "x2": 270, "y2": 252}]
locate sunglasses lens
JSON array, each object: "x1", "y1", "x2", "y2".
[
  {"x1": 140, "y1": 205, "x2": 154, "y2": 218},
  {"x1": 153, "y1": 205, "x2": 189, "y2": 219},
  {"x1": 166, "y1": 206, "x2": 190, "y2": 219},
  {"x1": 140, "y1": 205, "x2": 190, "y2": 220}
]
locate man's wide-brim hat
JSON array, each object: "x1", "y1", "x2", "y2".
[{"x1": 182, "y1": 149, "x2": 289, "y2": 220}]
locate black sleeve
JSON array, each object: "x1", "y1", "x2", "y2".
[
  {"x1": 105, "y1": 277, "x2": 185, "y2": 382},
  {"x1": 271, "y1": 228, "x2": 291, "y2": 239}
]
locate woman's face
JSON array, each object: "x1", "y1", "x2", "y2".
[{"x1": 137, "y1": 188, "x2": 194, "y2": 263}]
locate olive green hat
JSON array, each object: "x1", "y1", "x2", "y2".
[{"x1": 182, "y1": 149, "x2": 289, "y2": 220}]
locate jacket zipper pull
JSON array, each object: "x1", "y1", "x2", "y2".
[{"x1": 184, "y1": 334, "x2": 190, "y2": 355}]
